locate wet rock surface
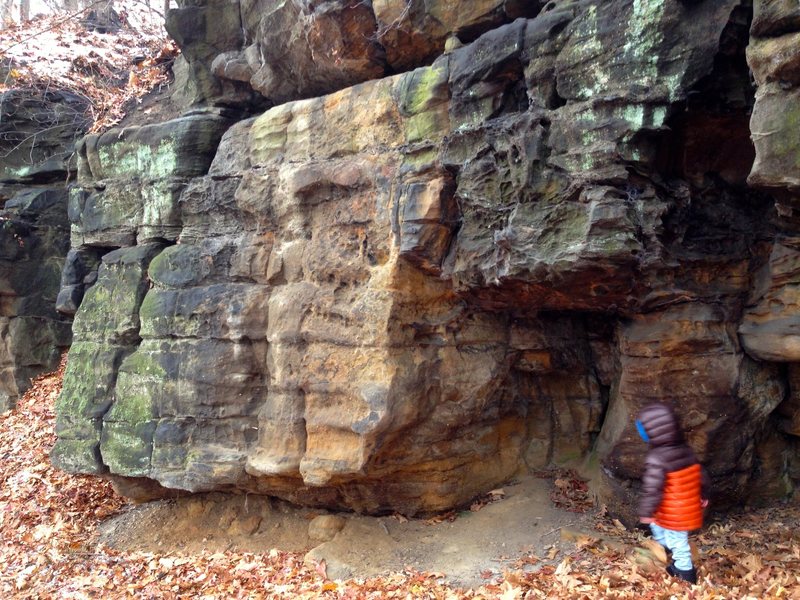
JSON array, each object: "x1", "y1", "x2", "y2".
[{"x1": 50, "y1": 0, "x2": 800, "y2": 519}]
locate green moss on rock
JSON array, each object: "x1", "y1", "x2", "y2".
[{"x1": 100, "y1": 420, "x2": 156, "y2": 476}]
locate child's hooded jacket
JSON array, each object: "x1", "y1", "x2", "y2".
[{"x1": 637, "y1": 403, "x2": 711, "y2": 531}]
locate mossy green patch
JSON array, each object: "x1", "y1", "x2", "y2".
[
  {"x1": 104, "y1": 355, "x2": 162, "y2": 424},
  {"x1": 573, "y1": 5, "x2": 609, "y2": 100},
  {"x1": 100, "y1": 420, "x2": 156, "y2": 476},
  {"x1": 72, "y1": 270, "x2": 141, "y2": 343},
  {"x1": 56, "y1": 341, "x2": 125, "y2": 418},
  {"x1": 138, "y1": 289, "x2": 177, "y2": 339},
  {"x1": 393, "y1": 65, "x2": 452, "y2": 143},
  {"x1": 622, "y1": 0, "x2": 685, "y2": 100},
  {"x1": 98, "y1": 137, "x2": 179, "y2": 180},
  {"x1": 406, "y1": 110, "x2": 450, "y2": 144},
  {"x1": 401, "y1": 147, "x2": 440, "y2": 172},
  {"x1": 395, "y1": 64, "x2": 450, "y2": 117},
  {"x1": 50, "y1": 438, "x2": 106, "y2": 474},
  {"x1": 120, "y1": 348, "x2": 168, "y2": 381},
  {"x1": 53, "y1": 413, "x2": 102, "y2": 441},
  {"x1": 2, "y1": 164, "x2": 32, "y2": 180},
  {"x1": 250, "y1": 104, "x2": 292, "y2": 166}
]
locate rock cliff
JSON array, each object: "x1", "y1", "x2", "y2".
[
  {"x1": 48, "y1": 0, "x2": 800, "y2": 517},
  {"x1": 0, "y1": 89, "x2": 81, "y2": 408}
]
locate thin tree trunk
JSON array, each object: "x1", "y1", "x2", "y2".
[
  {"x1": 1, "y1": 0, "x2": 15, "y2": 29},
  {"x1": 19, "y1": 0, "x2": 29, "y2": 22}
]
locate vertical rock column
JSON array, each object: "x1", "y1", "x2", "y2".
[
  {"x1": 743, "y1": 0, "x2": 800, "y2": 502},
  {"x1": 235, "y1": 67, "x2": 532, "y2": 513},
  {"x1": 596, "y1": 304, "x2": 786, "y2": 512},
  {"x1": 51, "y1": 110, "x2": 235, "y2": 476},
  {"x1": 239, "y1": 80, "x2": 450, "y2": 492},
  {"x1": 739, "y1": 242, "x2": 800, "y2": 502},
  {"x1": 51, "y1": 244, "x2": 163, "y2": 473}
]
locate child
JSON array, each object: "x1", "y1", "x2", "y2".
[{"x1": 636, "y1": 402, "x2": 710, "y2": 584}]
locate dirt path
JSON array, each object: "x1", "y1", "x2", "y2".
[{"x1": 97, "y1": 474, "x2": 594, "y2": 587}]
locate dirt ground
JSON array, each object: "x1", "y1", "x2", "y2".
[{"x1": 96, "y1": 474, "x2": 595, "y2": 587}]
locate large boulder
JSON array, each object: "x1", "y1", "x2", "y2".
[
  {"x1": 52, "y1": 0, "x2": 800, "y2": 517},
  {"x1": 167, "y1": 0, "x2": 542, "y2": 107}
]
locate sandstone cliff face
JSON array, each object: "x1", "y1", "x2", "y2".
[
  {"x1": 51, "y1": 0, "x2": 800, "y2": 517},
  {"x1": 166, "y1": 0, "x2": 542, "y2": 108},
  {"x1": 0, "y1": 90, "x2": 81, "y2": 408}
]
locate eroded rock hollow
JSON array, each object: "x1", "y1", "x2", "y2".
[{"x1": 49, "y1": 0, "x2": 800, "y2": 517}]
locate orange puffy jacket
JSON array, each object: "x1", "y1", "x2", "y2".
[{"x1": 654, "y1": 463, "x2": 703, "y2": 531}]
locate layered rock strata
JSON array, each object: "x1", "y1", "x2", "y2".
[
  {"x1": 52, "y1": 0, "x2": 800, "y2": 516},
  {"x1": 0, "y1": 89, "x2": 84, "y2": 408},
  {"x1": 0, "y1": 190, "x2": 72, "y2": 409},
  {"x1": 166, "y1": 0, "x2": 542, "y2": 108}
]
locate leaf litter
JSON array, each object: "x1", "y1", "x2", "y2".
[
  {"x1": 2, "y1": 357, "x2": 799, "y2": 598},
  {"x1": 0, "y1": 2, "x2": 177, "y2": 133}
]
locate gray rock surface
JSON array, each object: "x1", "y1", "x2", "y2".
[
  {"x1": 0, "y1": 87, "x2": 83, "y2": 408},
  {"x1": 0, "y1": 89, "x2": 89, "y2": 183},
  {"x1": 167, "y1": 0, "x2": 542, "y2": 107},
  {"x1": 0, "y1": 188, "x2": 72, "y2": 409}
]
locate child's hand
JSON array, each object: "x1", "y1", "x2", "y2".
[
  {"x1": 701, "y1": 498, "x2": 709, "y2": 508},
  {"x1": 639, "y1": 516, "x2": 654, "y2": 524}
]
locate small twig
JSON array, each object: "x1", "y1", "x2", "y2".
[
  {"x1": 542, "y1": 526, "x2": 563, "y2": 538},
  {"x1": 371, "y1": 0, "x2": 412, "y2": 40},
  {"x1": 0, "y1": 123, "x2": 84, "y2": 161}
]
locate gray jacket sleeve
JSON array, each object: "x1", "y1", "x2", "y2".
[{"x1": 637, "y1": 454, "x2": 666, "y2": 518}]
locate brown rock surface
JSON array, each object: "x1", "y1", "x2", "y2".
[
  {"x1": 168, "y1": 0, "x2": 542, "y2": 107},
  {"x1": 51, "y1": 0, "x2": 800, "y2": 519}
]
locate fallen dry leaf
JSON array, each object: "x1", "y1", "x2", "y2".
[
  {"x1": 0, "y1": 344, "x2": 798, "y2": 598},
  {"x1": 314, "y1": 557, "x2": 328, "y2": 579},
  {"x1": 0, "y1": 3, "x2": 177, "y2": 135}
]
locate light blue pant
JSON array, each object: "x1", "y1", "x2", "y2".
[{"x1": 650, "y1": 523, "x2": 692, "y2": 571}]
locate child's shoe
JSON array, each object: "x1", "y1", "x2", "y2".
[{"x1": 666, "y1": 563, "x2": 697, "y2": 584}]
